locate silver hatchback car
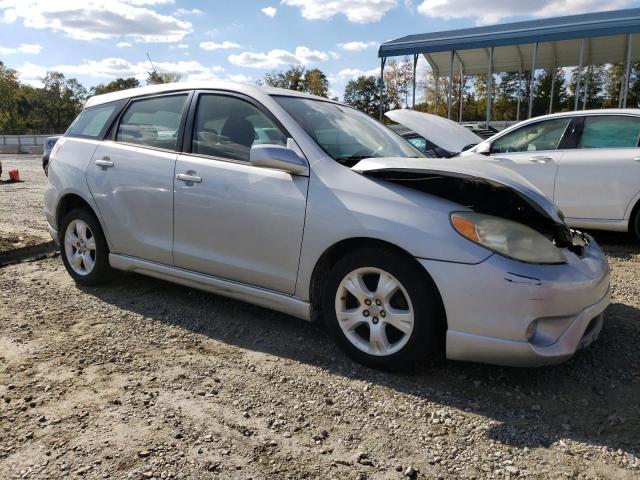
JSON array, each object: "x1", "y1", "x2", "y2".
[{"x1": 45, "y1": 82, "x2": 610, "y2": 370}]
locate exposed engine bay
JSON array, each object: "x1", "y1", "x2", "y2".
[{"x1": 362, "y1": 170, "x2": 587, "y2": 256}]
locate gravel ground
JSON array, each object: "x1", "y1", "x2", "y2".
[
  {"x1": 0, "y1": 155, "x2": 50, "y2": 252},
  {"x1": 0, "y1": 154, "x2": 639, "y2": 479}
]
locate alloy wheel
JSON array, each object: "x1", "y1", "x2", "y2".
[
  {"x1": 334, "y1": 267, "x2": 415, "y2": 356},
  {"x1": 64, "y1": 219, "x2": 97, "y2": 276}
]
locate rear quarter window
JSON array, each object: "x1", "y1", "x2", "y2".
[{"x1": 66, "y1": 103, "x2": 119, "y2": 139}]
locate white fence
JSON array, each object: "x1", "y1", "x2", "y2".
[{"x1": 0, "y1": 134, "x2": 62, "y2": 154}]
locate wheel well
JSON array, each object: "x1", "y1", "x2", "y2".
[
  {"x1": 309, "y1": 237, "x2": 447, "y2": 329},
  {"x1": 630, "y1": 198, "x2": 640, "y2": 233},
  {"x1": 56, "y1": 194, "x2": 97, "y2": 230}
]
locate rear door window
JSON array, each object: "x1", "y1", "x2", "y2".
[
  {"x1": 116, "y1": 94, "x2": 189, "y2": 151},
  {"x1": 66, "y1": 103, "x2": 118, "y2": 138},
  {"x1": 577, "y1": 116, "x2": 640, "y2": 149}
]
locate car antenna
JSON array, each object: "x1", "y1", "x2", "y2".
[{"x1": 146, "y1": 52, "x2": 157, "y2": 74}]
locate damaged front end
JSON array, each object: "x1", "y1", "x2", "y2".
[{"x1": 352, "y1": 158, "x2": 587, "y2": 257}]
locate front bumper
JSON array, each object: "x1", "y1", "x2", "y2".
[{"x1": 420, "y1": 239, "x2": 610, "y2": 367}]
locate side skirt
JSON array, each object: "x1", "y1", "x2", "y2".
[
  {"x1": 566, "y1": 217, "x2": 628, "y2": 233},
  {"x1": 109, "y1": 254, "x2": 312, "y2": 321}
]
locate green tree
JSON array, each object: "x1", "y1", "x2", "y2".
[
  {"x1": 260, "y1": 66, "x2": 330, "y2": 97},
  {"x1": 301, "y1": 68, "x2": 329, "y2": 97},
  {"x1": 568, "y1": 64, "x2": 607, "y2": 110},
  {"x1": 91, "y1": 77, "x2": 140, "y2": 95},
  {"x1": 146, "y1": 71, "x2": 183, "y2": 85},
  {"x1": 22, "y1": 72, "x2": 87, "y2": 133},
  {"x1": 532, "y1": 68, "x2": 567, "y2": 115},
  {"x1": 343, "y1": 75, "x2": 386, "y2": 118},
  {"x1": 0, "y1": 62, "x2": 23, "y2": 133},
  {"x1": 260, "y1": 66, "x2": 305, "y2": 91}
]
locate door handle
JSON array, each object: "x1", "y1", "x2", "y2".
[
  {"x1": 176, "y1": 173, "x2": 202, "y2": 183},
  {"x1": 528, "y1": 156, "x2": 552, "y2": 164},
  {"x1": 634, "y1": 156, "x2": 640, "y2": 162},
  {"x1": 94, "y1": 156, "x2": 114, "y2": 168}
]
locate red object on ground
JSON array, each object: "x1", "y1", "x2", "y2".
[{"x1": 8, "y1": 169, "x2": 20, "y2": 182}]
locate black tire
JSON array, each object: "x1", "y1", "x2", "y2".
[
  {"x1": 322, "y1": 247, "x2": 445, "y2": 370},
  {"x1": 42, "y1": 154, "x2": 49, "y2": 176},
  {"x1": 59, "y1": 208, "x2": 114, "y2": 286},
  {"x1": 632, "y1": 205, "x2": 640, "y2": 242}
]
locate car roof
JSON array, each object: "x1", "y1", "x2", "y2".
[
  {"x1": 84, "y1": 81, "x2": 337, "y2": 109},
  {"x1": 517, "y1": 108, "x2": 640, "y2": 123}
]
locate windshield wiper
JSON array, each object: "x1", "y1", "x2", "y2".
[{"x1": 334, "y1": 154, "x2": 377, "y2": 166}]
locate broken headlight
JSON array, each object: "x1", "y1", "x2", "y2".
[{"x1": 450, "y1": 212, "x2": 566, "y2": 264}]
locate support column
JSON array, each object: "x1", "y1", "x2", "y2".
[
  {"x1": 459, "y1": 63, "x2": 464, "y2": 122},
  {"x1": 447, "y1": 50, "x2": 454, "y2": 119},
  {"x1": 379, "y1": 57, "x2": 386, "y2": 121},
  {"x1": 574, "y1": 39, "x2": 585, "y2": 111},
  {"x1": 549, "y1": 67, "x2": 556, "y2": 114},
  {"x1": 486, "y1": 47, "x2": 494, "y2": 126},
  {"x1": 623, "y1": 34, "x2": 633, "y2": 108},
  {"x1": 528, "y1": 42, "x2": 538, "y2": 119},
  {"x1": 583, "y1": 66, "x2": 590, "y2": 110},
  {"x1": 516, "y1": 68, "x2": 522, "y2": 121},
  {"x1": 412, "y1": 54, "x2": 418, "y2": 109}
]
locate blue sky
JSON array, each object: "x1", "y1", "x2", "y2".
[{"x1": 1, "y1": 0, "x2": 638, "y2": 98}]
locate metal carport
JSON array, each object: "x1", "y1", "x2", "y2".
[{"x1": 378, "y1": 8, "x2": 640, "y2": 121}]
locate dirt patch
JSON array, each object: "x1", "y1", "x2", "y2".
[
  {"x1": 0, "y1": 233, "x2": 47, "y2": 253},
  {"x1": 0, "y1": 154, "x2": 51, "y2": 249},
  {"x1": 1, "y1": 238, "x2": 639, "y2": 479}
]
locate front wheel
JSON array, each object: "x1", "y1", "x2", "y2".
[
  {"x1": 60, "y1": 208, "x2": 114, "y2": 286},
  {"x1": 322, "y1": 247, "x2": 445, "y2": 370},
  {"x1": 632, "y1": 206, "x2": 640, "y2": 242}
]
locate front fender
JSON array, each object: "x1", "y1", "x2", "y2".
[{"x1": 294, "y1": 160, "x2": 492, "y2": 301}]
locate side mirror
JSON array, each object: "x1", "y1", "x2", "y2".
[
  {"x1": 250, "y1": 144, "x2": 308, "y2": 175},
  {"x1": 475, "y1": 142, "x2": 491, "y2": 156}
]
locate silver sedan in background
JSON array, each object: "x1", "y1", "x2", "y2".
[{"x1": 45, "y1": 82, "x2": 610, "y2": 370}]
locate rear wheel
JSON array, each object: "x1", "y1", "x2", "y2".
[
  {"x1": 60, "y1": 208, "x2": 113, "y2": 285},
  {"x1": 322, "y1": 247, "x2": 444, "y2": 370}
]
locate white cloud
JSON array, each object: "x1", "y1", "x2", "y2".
[
  {"x1": 330, "y1": 67, "x2": 379, "y2": 82},
  {"x1": 18, "y1": 43, "x2": 42, "y2": 54},
  {"x1": 227, "y1": 73, "x2": 252, "y2": 83},
  {"x1": 0, "y1": 0, "x2": 192, "y2": 43},
  {"x1": 199, "y1": 41, "x2": 242, "y2": 50},
  {"x1": 14, "y1": 61, "x2": 48, "y2": 86},
  {"x1": 0, "y1": 43, "x2": 43, "y2": 55},
  {"x1": 174, "y1": 8, "x2": 203, "y2": 16},
  {"x1": 177, "y1": 44, "x2": 188, "y2": 49},
  {"x1": 13, "y1": 57, "x2": 259, "y2": 88},
  {"x1": 417, "y1": 0, "x2": 634, "y2": 25},
  {"x1": 228, "y1": 46, "x2": 329, "y2": 69},
  {"x1": 261, "y1": 6, "x2": 277, "y2": 17},
  {"x1": 338, "y1": 41, "x2": 377, "y2": 51},
  {"x1": 15, "y1": 57, "x2": 225, "y2": 85},
  {"x1": 117, "y1": 42, "x2": 133, "y2": 48},
  {"x1": 282, "y1": 0, "x2": 397, "y2": 23}
]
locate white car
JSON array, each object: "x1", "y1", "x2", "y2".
[{"x1": 390, "y1": 109, "x2": 640, "y2": 239}]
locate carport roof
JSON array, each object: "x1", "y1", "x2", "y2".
[{"x1": 379, "y1": 9, "x2": 640, "y2": 75}]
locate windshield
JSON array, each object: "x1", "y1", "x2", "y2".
[{"x1": 273, "y1": 96, "x2": 423, "y2": 165}]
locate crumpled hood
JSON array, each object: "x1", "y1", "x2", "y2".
[
  {"x1": 352, "y1": 155, "x2": 565, "y2": 224},
  {"x1": 385, "y1": 109, "x2": 482, "y2": 153}
]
